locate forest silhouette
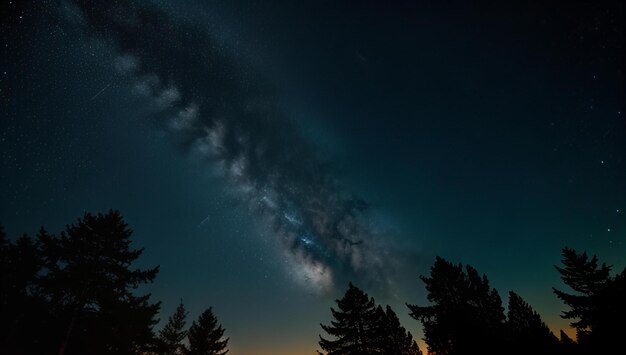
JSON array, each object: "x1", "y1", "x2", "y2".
[{"x1": 1, "y1": 210, "x2": 624, "y2": 354}]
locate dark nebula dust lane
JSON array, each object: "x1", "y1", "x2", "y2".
[{"x1": 65, "y1": 0, "x2": 392, "y2": 292}]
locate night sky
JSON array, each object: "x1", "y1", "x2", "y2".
[{"x1": 1, "y1": 1, "x2": 624, "y2": 354}]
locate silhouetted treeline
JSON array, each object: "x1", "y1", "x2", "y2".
[
  {"x1": 2, "y1": 211, "x2": 624, "y2": 354},
  {"x1": 406, "y1": 257, "x2": 557, "y2": 355},
  {"x1": 318, "y1": 283, "x2": 422, "y2": 355},
  {"x1": 157, "y1": 300, "x2": 228, "y2": 355},
  {"x1": 318, "y1": 250, "x2": 625, "y2": 355},
  {"x1": 0, "y1": 210, "x2": 228, "y2": 355}
]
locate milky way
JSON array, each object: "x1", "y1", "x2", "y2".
[{"x1": 64, "y1": 0, "x2": 390, "y2": 292}]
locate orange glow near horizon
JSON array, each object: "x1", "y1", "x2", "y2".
[{"x1": 225, "y1": 319, "x2": 577, "y2": 355}]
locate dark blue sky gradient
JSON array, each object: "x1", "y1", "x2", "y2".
[{"x1": 1, "y1": 1, "x2": 624, "y2": 353}]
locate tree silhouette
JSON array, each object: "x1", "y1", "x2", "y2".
[
  {"x1": 0, "y1": 228, "x2": 50, "y2": 353},
  {"x1": 553, "y1": 247, "x2": 626, "y2": 353},
  {"x1": 556, "y1": 330, "x2": 581, "y2": 355},
  {"x1": 506, "y1": 291, "x2": 558, "y2": 355},
  {"x1": 319, "y1": 282, "x2": 379, "y2": 354},
  {"x1": 1, "y1": 213, "x2": 237, "y2": 355},
  {"x1": 375, "y1": 305, "x2": 422, "y2": 355},
  {"x1": 38, "y1": 210, "x2": 161, "y2": 355},
  {"x1": 158, "y1": 299, "x2": 189, "y2": 355},
  {"x1": 319, "y1": 283, "x2": 422, "y2": 354},
  {"x1": 407, "y1": 257, "x2": 506, "y2": 355},
  {"x1": 1, "y1": 232, "x2": 40, "y2": 304},
  {"x1": 186, "y1": 307, "x2": 229, "y2": 355}
]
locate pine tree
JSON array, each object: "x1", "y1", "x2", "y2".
[
  {"x1": 158, "y1": 300, "x2": 189, "y2": 355},
  {"x1": 552, "y1": 247, "x2": 610, "y2": 333},
  {"x1": 558, "y1": 330, "x2": 580, "y2": 355},
  {"x1": 375, "y1": 305, "x2": 422, "y2": 355},
  {"x1": 553, "y1": 247, "x2": 626, "y2": 353},
  {"x1": 407, "y1": 257, "x2": 506, "y2": 355},
  {"x1": 38, "y1": 210, "x2": 161, "y2": 355},
  {"x1": 186, "y1": 307, "x2": 229, "y2": 355},
  {"x1": 506, "y1": 291, "x2": 558, "y2": 355},
  {"x1": 319, "y1": 282, "x2": 379, "y2": 354}
]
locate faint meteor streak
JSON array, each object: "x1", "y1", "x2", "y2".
[
  {"x1": 197, "y1": 215, "x2": 211, "y2": 228},
  {"x1": 89, "y1": 81, "x2": 112, "y2": 101}
]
